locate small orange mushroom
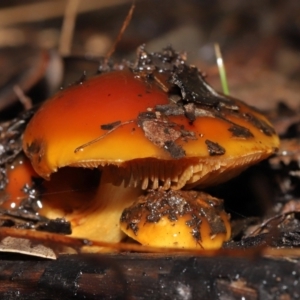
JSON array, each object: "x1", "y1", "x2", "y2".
[
  {"x1": 0, "y1": 154, "x2": 37, "y2": 210},
  {"x1": 120, "y1": 189, "x2": 231, "y2": 249},
  {"x1": 21, "y1": 46, "x2": 279, "y2": 250}
]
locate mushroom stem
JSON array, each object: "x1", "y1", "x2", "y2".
[
  {"x1": 72, "y1": 174, "x2": 142, "y2": 243},
  {"x1": 40, "y1": 167, "x2": 142, "y2": 247}
]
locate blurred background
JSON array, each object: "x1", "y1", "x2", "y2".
[{"x1": 0, "y1": 0, "x2": 299, "y2": 116}]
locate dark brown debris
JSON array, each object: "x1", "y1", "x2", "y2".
[
  {"x1": 243, "y1": 112, "x2": 276, "y2": 137},
  {"x1": 100, "y1": 120, "x2": 121, "y2": 131},
  {"x1": 228, "y1": 124, "x2": 254, "y2": 138},
  {"x1": 205, "y1": 140, "x2": 226, "y2": 156},
  {"x1": 0, "y1": 208, "x2": 71, "y2": 235}
]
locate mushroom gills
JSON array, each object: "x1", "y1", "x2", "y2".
[
  {"x1": 94, "y1": 151, "x2": 272, "y2": 191},
  {"x1": 37, "y1": 167, "x2": 142, "y2": 251}
]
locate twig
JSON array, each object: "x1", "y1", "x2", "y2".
[
  {"x1": 59, "y1": 0, "x2": 81, "y2": 56},
  {"x1": 74, "y1": 120, "x2": 134, "y2": 153},
  {"x1": 0, "y1": 0, "x2": 131, "y2": 27},
  {"x1": 105, "y1": 2, "x2": 135, "y2": 61},
  {"x1": 13, "y1": 85, "x2": 32, "y2": 110}
]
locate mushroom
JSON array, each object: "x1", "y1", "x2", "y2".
[
  {"x1": 21, "y1": 46, "x2": 279, "y2": 250},
  {"x1": 0, "y1": 154, "x2": 37, "y2": 210},
  {"x1": 120, "y1": 189, "x2": 231, "y2": 249}
]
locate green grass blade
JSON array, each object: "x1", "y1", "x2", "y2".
[{"x1": 214, "y1": 43, "x2": 230, "y2": 95}]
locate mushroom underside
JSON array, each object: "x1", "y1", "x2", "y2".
[
  {"x1": 38, "y1": 161, "x2": 234, "y2": 251},
  {"x1": 70, "y1": 151, "x2": 271, "y2": 190},
  {"x1": 33, "y1": 151, "x2": 266, "y2": 250},
  {"x1": 0, "y1": 146, "x2": 273, "y2": 253}
]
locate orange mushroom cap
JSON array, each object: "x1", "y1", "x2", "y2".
[
  {"x1": 23, "y1": 47, "x2": 279, "y2": 190},
  {"x1": 1, "y1": 154, "x2": 37, "y2": 210},
  {"x1": 120, "y1": 189, "x2": 231, "y2": 250}
]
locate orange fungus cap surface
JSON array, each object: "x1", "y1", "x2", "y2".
[{"x1": 23, "y1": 48, "x2": 279, "y2": 188}]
